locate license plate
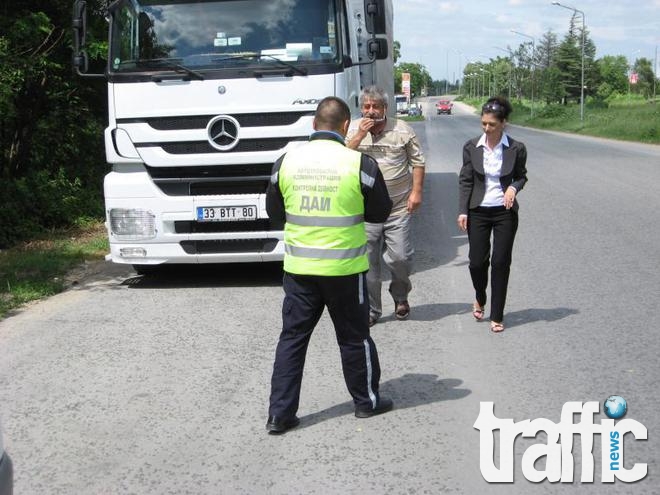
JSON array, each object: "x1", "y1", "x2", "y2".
[{"x1": 196, "y1": 205, "x2": 258, "y2": 222}]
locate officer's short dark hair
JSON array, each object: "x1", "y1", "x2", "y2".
[{"x1": 315, "y1": 97, "x2": 351, "y2": 131}]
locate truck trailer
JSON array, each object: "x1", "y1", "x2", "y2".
[{"x1": 72, "y1": 0, "x2": 393, "y2": 273}]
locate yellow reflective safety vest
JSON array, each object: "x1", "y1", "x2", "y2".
[{"x1": 278, "y1": 138, "x2": 368, "y2": 276}]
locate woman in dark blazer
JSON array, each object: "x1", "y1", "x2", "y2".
[{"x1": 457, "y1": 96, "x2": 528, "y2": 333}]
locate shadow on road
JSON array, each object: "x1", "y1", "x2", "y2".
[
  {"x1": 297, "y1": 374, "x2": 471, "y2": 430},
  {"x1": 503, "y1": 307, "x2": 580, "y2": 329},
  {"x1": 393, "y1": 304, "x2": 579, "y2": 328},
  {"x1": 374, "y1": 302, "x2": 468, "y2": 325},
  {"x1": 122, "y1": 262, "x2": 284, "y2": 289},
  {"x1": 367, "y1": 303, "x2": 579, "y2": 329},
  {"x1": 411, "y1": 172, "x2": 466, "y2": 274}
]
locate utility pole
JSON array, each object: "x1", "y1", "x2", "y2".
[
  {"x1": 445, "y1": 49, "x2": 449, "y2": 95},
  {"x1": 654, "y1": 45, "x2": 658, "y2": 103}
]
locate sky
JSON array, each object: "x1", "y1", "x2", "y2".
[{"x1": 392, "y1": 0, "x2": 660, "y2": 82}]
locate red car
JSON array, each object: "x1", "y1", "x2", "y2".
[{"x1": 436, "y1": 100, "x2": 453, "y2": 115}]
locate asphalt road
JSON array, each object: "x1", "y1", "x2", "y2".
[{"x1": 1, "y1": 102, "x2": 659, "y2": 494}]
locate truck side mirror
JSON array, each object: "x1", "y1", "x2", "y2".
[
  {"x1": 367, "y1": 38, "x2": 388, "y2": 60},
  {"x1": 72, "y1": 0, "x2": 88, "y2": 73},
  {"x1": 73, "y1": 51, "x2": 89, "y2": 73},
  {"x1": 72, "y1": 0, "x2": 104, "y2": 77},
  {"x1": 364, "y1": 0, "x2": 386, "y2": 35}
]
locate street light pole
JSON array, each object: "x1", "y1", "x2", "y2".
[
  {"x1": 552, "y1": 2, "x2": 585, "y2": 122},
  {"x1": 654, "y1": 45, "x2": 658, "y2": 104},
  {"x1": 511, "y1": 29, "x2": 535, "y2": 117},
  {"x1": 452, "y1": 49, "x2": 464, "y2": 96},
  {"x1": 481, "y1": 68, "x2": 492, "y2": 98},
  {"x1": 445, "y1": 49, "x2": 449, "y2": 95}
]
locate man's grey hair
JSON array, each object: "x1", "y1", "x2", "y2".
[{"x1": 359, "y1": 86, "x2": 388, "y2": 108}]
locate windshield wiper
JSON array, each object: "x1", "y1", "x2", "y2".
[
  {"x1": 135, "y1": 59, "x2": 205, "y2": 81},
  {"x1": 258, "y1": 55, "x2": 308, "y2": 76},
  {"x1": 212, "y1": 52, "x2": 261, "y2": 63},
  {"x1": 212, "y1": 53, "x2": 308, "y2": 77}
]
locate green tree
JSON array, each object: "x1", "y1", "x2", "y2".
[
  {"x1": 554, "y1": 13, "x2": 596, "y2": 104},
  {"x1": 490, "y1": 57, "x2": 513, "y2": 98},
  {"x1": 511, "y1": 43, "x2": 533, "y2": 100},
  {"x1": 535, "y1": 30, "x2": 563, "y2": 103},
  {"x1": 0, "y1": 2, "x2": 107, "y2": 246},
  {"x1": 392, "y1": 40, "x2": 401, "y2": 64},
  {"x1": 539, "y1": 66, "x2": 564, "y2": 104},
  {"x1": 596, "y1": 55, "x2": 628, "y2": 98},
  {"x1": 632, "y1": 58, "x2": 655, "y2": 99},
  {"x1": 535, "y1": 31, "x2": 559, "y2": 70}
]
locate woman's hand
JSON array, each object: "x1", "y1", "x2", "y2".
[
  {"x1": 457, "y1": 214, "x2": 468, "y2": 232},
  {"x1": 504, "y1": 186, "x2": 517, "y2": 209}
]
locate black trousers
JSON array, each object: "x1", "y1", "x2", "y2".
[
  {"x1": 268, "y1": 271, "x2": 382, "y2": 419},
  {"x1": 467, "y1": 206, "x2": 519, "y2": 323}
]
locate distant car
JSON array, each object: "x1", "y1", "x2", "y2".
[
  {"x1": 436, "y1": 100, "x2": 453, "y2": 115},
  {"x1": 0, "y1": 422, "x2": 12, "y2": 495}
]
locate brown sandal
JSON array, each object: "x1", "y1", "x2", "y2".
[
  {"x1": 472, "y1": 304, "x2": 485, "y2": 321},
  {"x1": 490, "y1": 321, "x2": 505, "y2": 333}
]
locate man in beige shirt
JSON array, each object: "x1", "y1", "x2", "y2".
[{"x1": 346, "y1": 86, "x2": 425, "y2": 326}]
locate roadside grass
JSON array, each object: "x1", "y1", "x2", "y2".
[
  {"x1": 0, "y1": 221, "x2": 108, "y2": 319},
  {"x1": 460, "y1": 95, "x2": 660, "y2": 144},
  {"x1": 400, "y1": 114, "x2": 425, "y2": 122}
]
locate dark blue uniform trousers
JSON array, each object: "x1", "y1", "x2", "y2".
[{"x1": 268, "y1": 271, "x2": 382, "y2": 419}]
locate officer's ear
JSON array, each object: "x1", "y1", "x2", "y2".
[{"x1": 340, "y1": 119, "x2": 350, "y2": 136}]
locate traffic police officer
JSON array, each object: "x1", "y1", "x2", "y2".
[{"x1": 266, "y1": 97, "x2": 394, "y2": 434}]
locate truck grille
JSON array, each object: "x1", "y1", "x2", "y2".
[
  {"x1": 120, "y1": 111, "x2": 314, "y2": 130},
  {"x1": 152, "y1": 137, "x2": 305, "y2": 155},
  {"x1": 174, "y1": 219, "x2": 283, "y2": 233},
  {"x1": 146, "y1": 164, "x2": 273, "y2": 196},
  {"x1": 180, "y1": 239, "x2": 279, "y2": 254}
]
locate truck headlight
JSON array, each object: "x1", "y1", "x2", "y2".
[{"x1": 109, "y1": 209, "x2": 156, "y2": 240}]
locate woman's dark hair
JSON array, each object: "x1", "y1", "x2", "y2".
[{"x1": 481, "y1": 96, "x2": 513, "y2": 121}]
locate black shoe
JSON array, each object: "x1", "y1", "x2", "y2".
[
  {"x1": 369, "y1": 315, "x2": 378, "y2": 327},
  {"x1": 266, "y1": 415, "x2": 300, "y2": 434},
  {"x1": 355, "y1": 397, "x2": 394, "y2": 418},
  {"x1": 395, "y1": 300, "x2": 410, "y2": 320}
]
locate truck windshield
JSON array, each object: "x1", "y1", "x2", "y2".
[{"x1": 109, "y1": 0, "x2": 341, "y2": 73}]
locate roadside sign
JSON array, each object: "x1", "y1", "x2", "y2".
[{"x1": 402, "y1": 72, "x2": 411, "y2": 98}]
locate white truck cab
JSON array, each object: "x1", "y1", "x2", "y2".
[{"x1": 72, "y1": 0, "x2": 393, "y2": 272}]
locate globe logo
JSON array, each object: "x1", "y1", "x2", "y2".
[{"x1": 604, "y1": 395, "x2": 627, "y2": 419}]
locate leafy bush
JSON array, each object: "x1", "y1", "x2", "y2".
[
  {"x1": 586, "y1": 98, "x2": 609, "y2": 109},
  {"x1": 0, "y1": 168, "x2": 103, "y2": 248},
  {"x1": 537, "y1": 105, "x2": 569, "y2": 119}
]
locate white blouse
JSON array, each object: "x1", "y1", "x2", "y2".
[{"x1": 476, "y1": 132, "x2": 510, "y2": 207}]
